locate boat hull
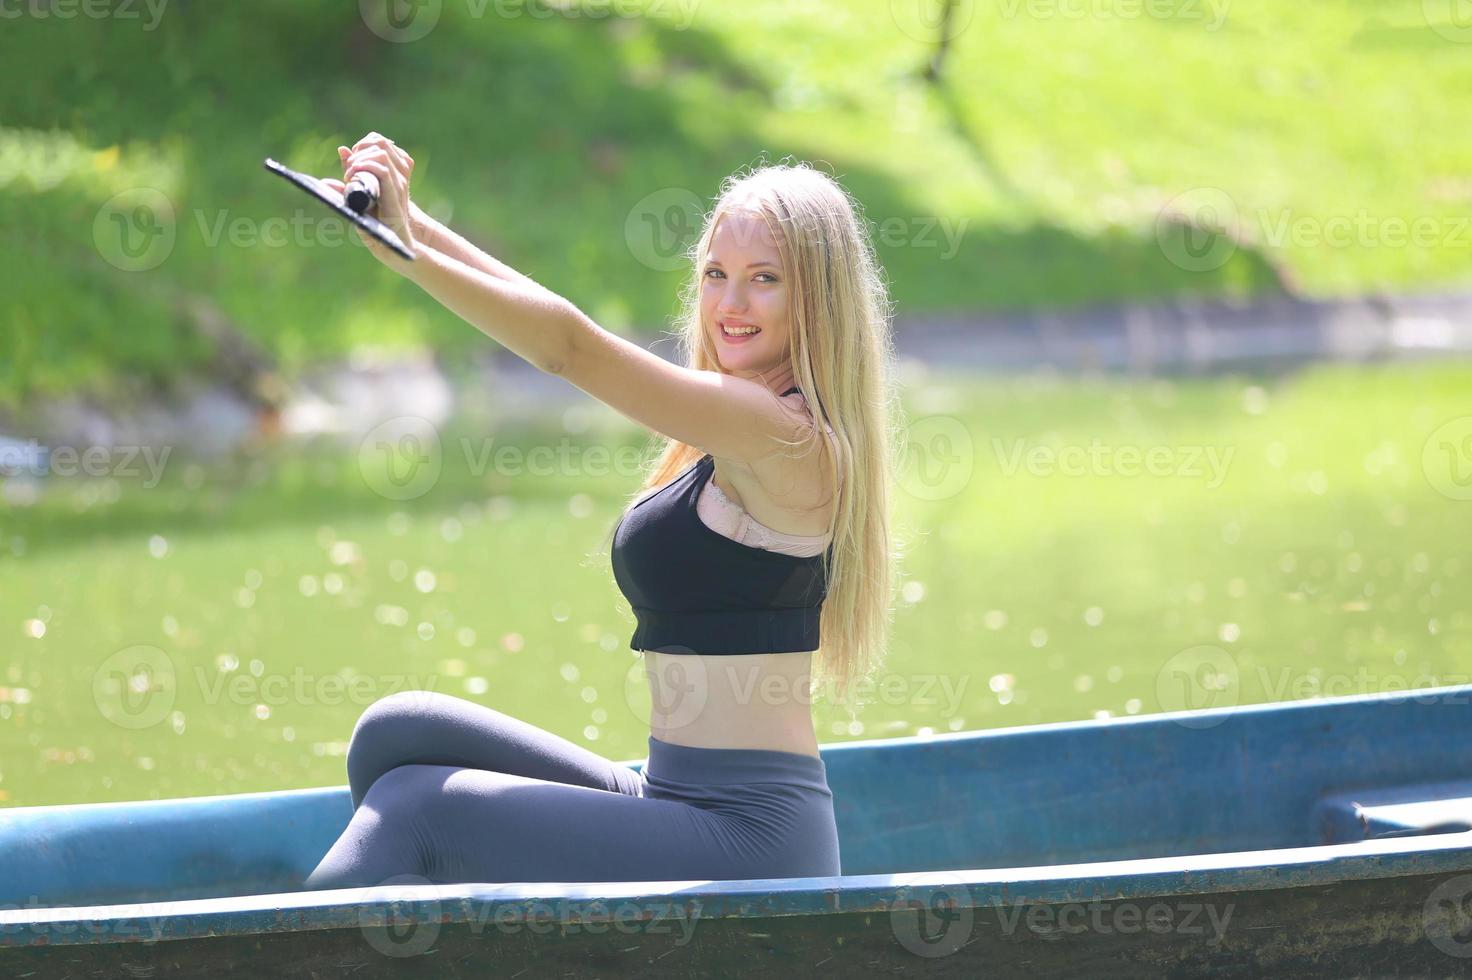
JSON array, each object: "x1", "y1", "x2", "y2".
[{"x1": 4, "y1": 683, "x2": 1472, "y2": 977}]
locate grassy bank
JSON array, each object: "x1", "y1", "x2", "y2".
[{"x1": 3, "y1": 1, "x2": 1471, "y2": 405}]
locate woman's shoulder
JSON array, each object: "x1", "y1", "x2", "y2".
[
  {"x1": 781, "y1": 391, "x2": 841, "y2": 476},
  {"x1": 722, "y1": 391, "x2": 841, "y2": 527}
]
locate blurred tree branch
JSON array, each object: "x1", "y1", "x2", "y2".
[{"x1": 922, "y1": 0, "x2": 959, "y2": 83}]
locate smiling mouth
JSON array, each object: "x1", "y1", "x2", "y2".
[{"x1": 721, "y1": 324, "x2": 762, "y2": 337}]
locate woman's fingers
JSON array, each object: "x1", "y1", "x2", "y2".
[
  {"x1": 345, "y1": 158, "x2": 393, "y2": 190},
  {"x1": 344, "y1": 146, "x2": 407, "y2": 185},
  {"x1": 351, "y1": 132, "x2": 389, "y2": 152},
  {"x1": 346, "y1": 134, "x2": 413, "y2": 174}
]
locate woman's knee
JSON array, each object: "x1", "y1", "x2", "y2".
[
  {"x1": 346, "y1": 690, "x2": 448, "y2": 801},
  {"x1": 349, "y1": 689, "x2": 451, "y2": 748}
]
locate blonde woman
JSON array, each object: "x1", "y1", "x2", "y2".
[{"x1": 305, "y1": 134, "x2": 903, "y2": 890}]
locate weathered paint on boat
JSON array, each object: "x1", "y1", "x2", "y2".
[{"x1": 3, "y1": 683, "x2": 1471, "y2": 977}]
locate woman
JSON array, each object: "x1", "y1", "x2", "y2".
[{"x1": 303, "y1": 134, "x2": 904, "y2": 890}]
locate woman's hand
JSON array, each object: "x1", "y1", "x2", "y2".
[{"x1": 335, "y1": 132, "x2": 418, "y2": 266}]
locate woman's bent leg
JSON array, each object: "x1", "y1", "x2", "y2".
[
  {"x1": 344, "y1": 690, "x2": 642, "y2": 808},
  {"x1": 303, "y1": 764, "x2": 758, "y2": 891}
]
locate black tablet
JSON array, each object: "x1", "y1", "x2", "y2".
[{"x1": 263, "y1": 157, "x2": 415, "y2": 261}]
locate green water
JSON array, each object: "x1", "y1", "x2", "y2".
[{"x1": 2, "y1": 360, "x2": 1469, "y2": 807}]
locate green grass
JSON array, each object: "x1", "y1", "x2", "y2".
[
  {"x1": 2, "y1": 359, "x2": 1469, "y2": 807},
  {"x1": 3, "y1": 1, "x2": 1471, "y2": 404}
]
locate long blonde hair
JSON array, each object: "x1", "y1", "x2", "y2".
[{"x1": 605, "y1": 159, "x2": 907, "y2": 707}]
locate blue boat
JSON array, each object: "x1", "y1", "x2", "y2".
[{"x1": 3, "y1": 683, "x2": 1472, "y2": 977}]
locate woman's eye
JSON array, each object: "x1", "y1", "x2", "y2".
[{"x1": 704, "y1": 269, "x2": 778, "y2": 283}]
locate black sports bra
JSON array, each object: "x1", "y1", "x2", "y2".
[{"x1": 610, "y1": 388, "x2": 832, "y2": 655}]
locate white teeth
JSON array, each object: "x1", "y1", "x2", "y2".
[{"x1": 723, "y1": 325, "x2": 760, "y2": 335}]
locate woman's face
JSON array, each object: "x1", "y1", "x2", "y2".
[{"x1": 701, "y1": 211, "x2": 792, "y2": 380}]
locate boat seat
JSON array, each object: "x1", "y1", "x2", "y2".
[{"x1": 1313, "y1": 779, "x2": 1472, "y2": 843}]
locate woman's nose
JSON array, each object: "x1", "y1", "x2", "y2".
[{"x1": 716, "y1": 288, "x2": 749, "y2": 312}]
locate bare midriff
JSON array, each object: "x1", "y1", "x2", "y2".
[{"x1": 644, "y1": 649, "x2": 822, "y2": 758}]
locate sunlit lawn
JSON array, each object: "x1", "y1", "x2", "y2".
[
  {"x1": 2, "y1": 358, "x2": 1469, "y2": 807},
  {"x1": 6, "y1": 0, "x2": 1472, "y2": 402}
]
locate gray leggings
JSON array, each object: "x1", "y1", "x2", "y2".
[{"x1": 303, "y1": 691, "x2": 842, "y2": 890}]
